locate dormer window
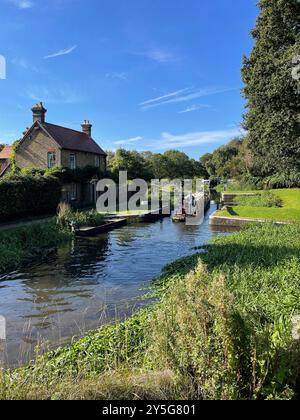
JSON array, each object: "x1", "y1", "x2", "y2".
[
  {"x1": 70, "y1": 153, "x2": 76, "y2": 170},
  {"x1": 47, "y1": 152, "x2": 56, "y2": 168}
]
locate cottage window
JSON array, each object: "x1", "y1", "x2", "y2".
[
  {"x1": 70, "y1": 183, "x2": 77, "y2": 200},
  {"x1": 95, "y1": 155, "x2": 101, "y2": 168},
  {"x1": 70, "y1": 154, "x2": 76, "y2": 170},
  {"x1": 47, "y1": 152, "x2": 56, "y2": 168}
]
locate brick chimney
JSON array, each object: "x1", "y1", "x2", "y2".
[
  {"x1": 81, "y1": 120, "x2": 92, "y2": 137},
  {"x1": 31, "y1": 102, "x2": 47, "y2": 124}
]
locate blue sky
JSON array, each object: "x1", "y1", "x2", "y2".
[{"x1": 0, "y1": 0, "x2": 258, "y2": 158}]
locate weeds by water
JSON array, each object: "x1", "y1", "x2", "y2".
[
  {"x1": 1, "y1": 223, "x2": 300, "y2": 400},
  {"x1": 0, "y1": 222, "x2": 71, "y2": 274}
]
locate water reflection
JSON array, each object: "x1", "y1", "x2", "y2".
[{"x1": 0, "y1": 204, "x2": 230, "y2": 367}]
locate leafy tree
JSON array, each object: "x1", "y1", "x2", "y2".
[
  {"x1": 200, "y1": 138, "x2": 247, "y2": 178},
  {"x1": 107, "y1": 149, "x2": 152, "y2": 181},
  {"x1": 242, "y1": 0, "x2": 300, "y2": 177}
]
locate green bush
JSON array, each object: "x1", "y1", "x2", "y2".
[
  {"x1": 264, "y1": 172, "x2": 300, "y2": 189},
  {"x1": 234, "y1": 192, "x2": 283, "y2": 208},
  {"x1": 0, "y1": 175, "x2": 62, "y2": 222}
]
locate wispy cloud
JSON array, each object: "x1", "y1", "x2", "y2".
[
  {"x1": 114, "y1": 136, "x2": 144, "y2": 146},
  {"x1": 106, "y1": 72, "x2": 128, "y2": 81},
  {"x1": 44, "y1": 45, "x2": 77, "y2": 59},
  {"x1": 156, "y1": 128, "x2": 245, "y2": 148},
  {"x1": 10, "y1": 0, "x2": 34, "y2": 9},
  {"x1": 134, "y1": 49, "x2": 178, "y2": 64},
  {"x1": 111, "y1": 128, "x2": 245, "y2": 151},
  {"x1": 140, "y1": 88, "x2": 190, "y2": 107},
  {"x1": 141, "y1": 87, "x2": 236, "y2": 110},
  {"x1": 179, "y1": 104, "x2": 211, "y2": 114}
]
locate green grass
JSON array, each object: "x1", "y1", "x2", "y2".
[
  {"x1": 219, "y1": 189, "x2": 300, "y2": 222},
  {"x1": 1, "y1": 223, "x2": 300, "y2": 400}
]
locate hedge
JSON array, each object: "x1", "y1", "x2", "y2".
[{"x1": 0, "y1": 175, "x2": 62, "y2": 222}]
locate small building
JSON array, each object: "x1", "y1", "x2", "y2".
[
  {"x1": 14, "y1": 103, "x2": 107, "y2": 206},
  {"x1": 0, "y1": 145, "x2": 13, "y2": 177}
]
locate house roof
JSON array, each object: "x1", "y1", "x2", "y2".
[
  {"x1": 42, "y1": 123, "x2": 107, "y2": 156},
  {"x1": 0, "y1": 145, "x2": 13, "y2": 160}
]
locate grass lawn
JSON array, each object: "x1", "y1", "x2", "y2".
[{"x1": 218, "y1": 189, "x2": 300, "y2": 222}]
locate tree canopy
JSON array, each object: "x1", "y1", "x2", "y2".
[
  {"x1": 242, "y1": 0, "x2": 300, "y2": 177},
  {"x1": 107, "y1": 149, "x2": 208, "y2": 181}
]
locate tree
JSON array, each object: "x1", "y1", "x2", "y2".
[
  {"x1": 107, "y1": 149, "x2": 152, "y2": 181},
  {"x1": 242, "y1": 0, "x2": 300, "y2": 177}
]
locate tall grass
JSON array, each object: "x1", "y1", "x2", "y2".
[
  {"x1": 1, "y1": 223, "x2": 300, "y2": 400},
  {"x1": 0, "y1": 222, "x2": 71, "y2": 274},
  {"x1": 56, "y1": 203, "x2": 105, "y2": 229}
]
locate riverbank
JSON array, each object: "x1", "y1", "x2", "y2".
[
  {"x1": 211, "y1": 189, "x2": 300, "y2": 226},
  {"x1": 1, "y1": 222, "x2": 300, "y2": 400},
  {"x1": 0, "y1": 222, "x2": 72, "y2": 274},
  {"x1": 0, "y1": 208, "x2": 107, "y2": 274}
]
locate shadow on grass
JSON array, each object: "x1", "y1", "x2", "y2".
[{"x1": 227, "y1": 207, "x2": 238, "y2": 216}]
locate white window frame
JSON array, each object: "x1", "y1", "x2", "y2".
[
  {"x1": 70, "y1": 153, "x2": 76, "y2": 170},
  {"x1": 47, "y1": 152, "x2": 56, "y2": 168}
]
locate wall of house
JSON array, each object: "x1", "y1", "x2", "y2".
[
  {"x1": 61, "y1": 149, "x2": 106, "y2": 171},
  {"x1": 16, "y1": 128, "x2": 61, "y2": 169},
  {"x1": 16, "y1": 128, "x2": 106, "y2": 172}
]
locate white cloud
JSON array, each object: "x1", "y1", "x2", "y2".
[
  {"x1": 44, "y1": 45, "x2": 77, "y2": 59},
  {"x1": 157, "y1": 128, "x2": 245, "y2": 148},
  {"x1": 111, "y1": 128, "x2": 245, "y2": 151},
  {"x1": 179, "y1": 104, "x2": 211, "y2": 114},
  {"x1": 114, "y1": 136, "x2": 144, "y2": 146},
  {"x1": 141, "y1": 87, "x2": 237, "y2": 110}
]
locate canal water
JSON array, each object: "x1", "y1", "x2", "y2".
[{"x1": 0, "y1": 204, "x2": 230, "y2": 367}]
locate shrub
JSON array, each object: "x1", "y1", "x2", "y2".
[
  {"x1": 264, "y1": 172, "x2": 300, "y2": 189},
  {"x1": 234, "y1": 192, "x2": 283, "y2": 208},
  {"x1": 0, "y1": 174, "x2": 62, "y2": 223}
]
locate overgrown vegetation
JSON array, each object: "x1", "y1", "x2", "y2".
[
  {"x1": 234, "y1": 191, "x2": 283, "y2": 208},
  {"x1": 56, "y1": 203, "x2": 105, "y2": 229},
  {"x1": 0, "y1": 221, "x2": 71, "y2": 274},
  {"x1": 0, "y1": 205, "x2": 106, "y2": 274},
  {"x1": 1, "y1": 223, "x2": 300, "y2": 400}
]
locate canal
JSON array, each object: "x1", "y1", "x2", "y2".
[{"x1": 0, "y1": 204, "x2": 230, "y2": 367}]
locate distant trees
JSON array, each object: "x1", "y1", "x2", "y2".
[
  {"x1": 242, "y1": 0, "x2": 300, "y2": 177},
  {"x1": 200, "y1": 138, "x2": 248, "y2": 179},
  {"x1": 107, "y1": 149, "x2": 208, "y2": 181}
]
